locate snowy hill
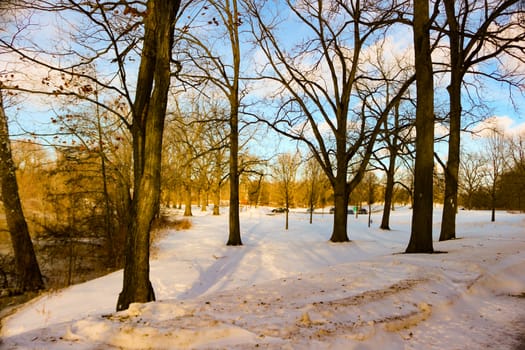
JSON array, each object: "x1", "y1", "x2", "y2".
[{"x1": 1, "y1": 207, "x2": 524, "y2": 349}]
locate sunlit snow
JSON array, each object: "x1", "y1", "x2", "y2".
[{"x1": 1, "y1": 206, "x2": 524, "y2": 349}]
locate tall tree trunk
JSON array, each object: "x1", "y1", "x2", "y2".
[
  {"x1": 212, "y1": 152, "x2": 223, "y2": 216},
  {"x1": 200, "y1": 188, "x2": 207, "y2": 211},
  {"x1": 183, "y1": 181, "x2": 192, "y2": 217},
  {"x1": 227, "y1": 106, "x2": 242, "y2": 245},
  {"x1": 199, "y1": 183, "x2": 208, "y2": 211},
  {"x1": 491, "y1": 183, "x2": 496, "y2": 222},
  {"x1": 117, "y1": 0, "x2": 179, "y2": 311},
  {"x1": 212, "y1": 177, "x2": 221, "y2": 216},
  {"x1": 0, "y1": 88, "x2": 43, "y2": 293},
  {"x1": 440, "y1": 0, "x2": 462, "y2": 241},
  {"x1": 381, "y1": 102, "x2": 400, "y2": 230},
  {"x1": 406, "y1": 0, "x2": 435, "y2": 253},
  {"x1": 196, "y1": 189, "x2": 201, "y2": 211},
  {"x1": 213, "y1": 186, "x2": 220, "y2": 215},
  {"x1": 440, "y1": 85, "x2": 461, "y2": 240},
  {"x1": 308, "y1": 175, "x2": 314, "y2": 224},
  {"x1": 330, "y1": 171, "x2": 349, "y2": 242},
  {"x1": 226, "y1": 0, "x2": 242, "y2": 246},
  {"x1": 183, "y1": 159, "x2": 193, "y2": 216},
  {"x1": 330, "y1": 106, "x2": 350, "y2": 242},
  {"x1": 381, "y1": 162, "x2": 395, "y2": 230},
  {"x1": 285, "y1": 201, "x2": 289, "y2": 230}
]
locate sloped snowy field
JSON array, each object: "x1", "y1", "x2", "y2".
[{"x1": 1, "y1": 207, "x2": 524, "y2": 349}]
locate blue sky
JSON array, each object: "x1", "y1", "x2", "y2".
[{"x1": 2, "y1": 1, "x2": 524, "y2": 158}]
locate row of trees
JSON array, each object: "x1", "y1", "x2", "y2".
[
  {"x1": 0, "y1": 0, "x2": 524, "y2": 310},
  {"x1": 4, "y1": 125, "x2": 522, "y2": 223},
  {"x1": 2, "y1": 125, "x2": 521, "y2": 261}
]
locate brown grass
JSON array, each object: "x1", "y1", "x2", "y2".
[
  {"x1": 174, "y1": 218, "x2": 192, "y2": 230},
  {"x1": 151, "y1": 215, "x2": 192, "y2": 232},
  {"x1": 150, "y1": 216, "x2": 192, "y2": 258}
]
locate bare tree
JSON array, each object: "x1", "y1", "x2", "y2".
[
  {"x1": 209, "y1": 131, "x2": 229, "y2": 215},
  {"x1": 0, "y1": 88, "x2": 44, "y2": 293},
  {"x1": 163, "y1": 93, "x2": 231, "y2": 217},
  {"x1": 0, "y1": 1, "x2": 44, "y2": 294},
  {"x1": 273, "y1": 152, "x2": 301, "y2": 230},
  {"x1": 438, "y1": 0, "x2": 525, "y2": 241},
  {"x1": 508, "y1": 133, "x2": 525, "y2": 174},
  {"x1": 376, "y1": 101, "x2": 415, "y2": 230},
  {"x1": 459, "y1": 150, "x2": 486, "y2": 210},
  {"x1": 364, "y1": 171, "x2": 379, "y2": 227},
  {"x1": 167, "y1": 112, "x2": 201, "y2": 218},
  {"x1": 225, "y1": 0, "x2": 242, "y2": 245},
  {"x1": 483, "y1": 127, "x2": 508, "y2": 222},
  {"x1": 50, "y1": 87, "x2": 132, "y2": 268},
  {"x1": 117, "y1": 0, "x2": 181, "y2": 311},
  {"x1": 500, "y1": 132, "x2": 525, "y2": 211},
  {"x1": 395, "y1": 159, "x2": 416, "y2": 207},
  {"x1": 176, "y1": 0, "x2": 245, "y2": 245},
  {"x1": 240, "y1": 154, "x2": 267, "y2": 207},
  {"x1": 406, "y1": 0, "x2": 435, "y2": 253},
  {"x1": 304, "y1": 154, "x2": 325, "y2": 224},
  {"x1": 359, "y1": 42, "x2": 416, "y2": 230},
  {"x1": 247, "y1": 0, "x2": 413, "y2": 242}
]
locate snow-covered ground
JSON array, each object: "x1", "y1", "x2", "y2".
[{"x1": 1, "y1": 206, "x2": 524, "y2": 349}]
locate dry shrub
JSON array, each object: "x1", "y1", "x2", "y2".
[
  {"x1": 150, "y1": 216, "x2": 192, "y2": 258},
  {"x1": 174, "y1": 218, "x2": 192, "y2": 230},
  {"x1": 151, "y1": 215, "x2": 192, "y2": 232}
]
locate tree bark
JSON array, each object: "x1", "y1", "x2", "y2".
[
  {"x1": 212, "y1": 151, "x2": 223, "y2": 216},
  {"x1": 381, "y1": 102, "x2": 401, "y2": 230},
  {"x1": 227, "y1": 106, "x2": 242, "y2": 245},
  {"x1": 380, "y1": 159, "x2": 396, "y2": 230},
  {"x1": 491, "y1": 181, "x2": 497, "y2": 222},
  {"x1": 212, "y1": 166, "x2": 222, "y2": 216},
  {"x1": 0, "y1": 88, "x2": 43, "y2": 293},
  {"x1": 406, "y1": 0, "x2": 435, "y2": 253},
  {"x1": 213, "y1": 185, "x2": 220, "y2": 215},
  {"x1": 439, "y1": 90, "x2": 461, "y2": 239},
  {"x1": 183, "y1": 180, "x2": 193, "y2": 217},
  {"x1": 329, "y1": 103, "x2": 351, "y2": 242},
  {"x1": 200, "y1": 187, "x2": 207, "y2": 211},
  {"x1": 440, "y1": 0, "x2": 462, "y2": 241},
  {"x1": 330, "y1": 170, "x2": 350, "y2": 242},
  {"x1": 117, "y1": 0, "x2": 179, "y2": 311},
  {"x1": 226, "y1": 0, "x2": 242, "y2": 246}
]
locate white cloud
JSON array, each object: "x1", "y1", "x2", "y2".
[
  {"x1": 488, "y1": 13, "x2": 525, "y2": 77},
  {"x1": 471, "y1": 115, "x2": 525, "y2": 138}
]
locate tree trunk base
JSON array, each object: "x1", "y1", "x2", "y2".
[
  {"x1": 329, "y1": 235, "x2": 350, "y2": 243},
  {"x1": 116, "y1": 281, "x2": 155, "y2": 311},
  {"x1": 405, "y1": 246, "x2": 434, "y2": 254},
  {"x1": 439, "y1": 232, "x2": 456, "y2": 241}
]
